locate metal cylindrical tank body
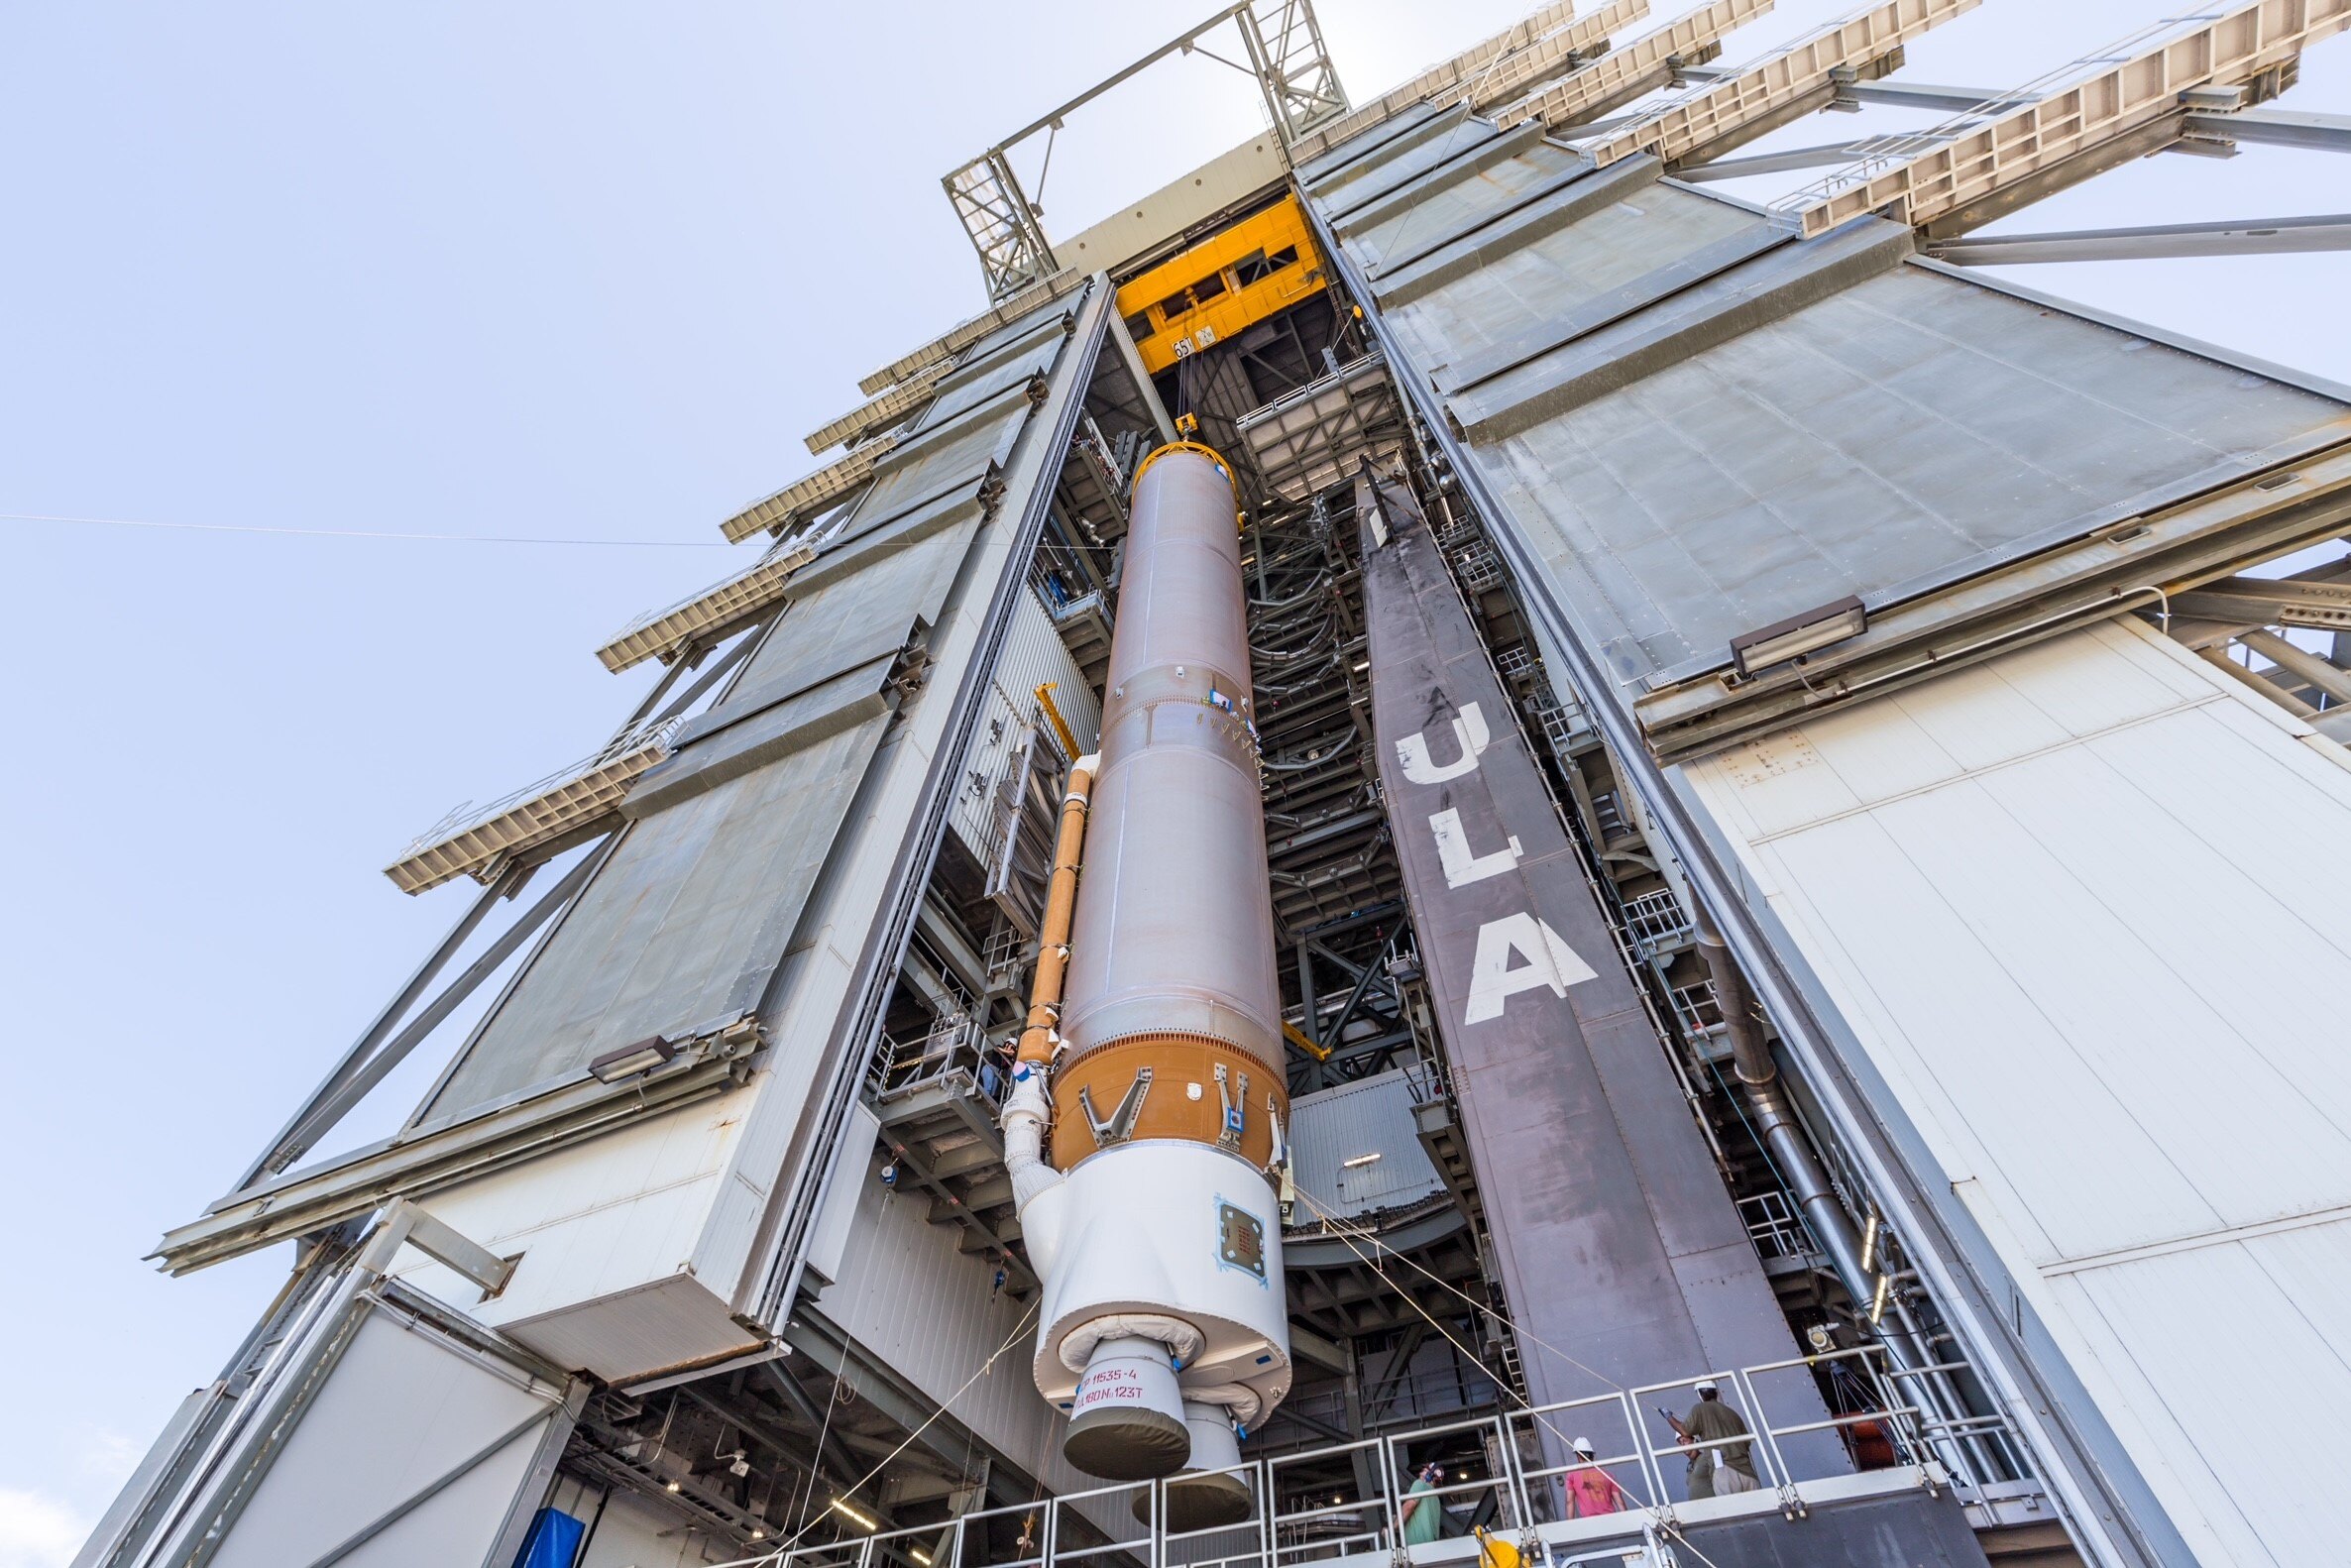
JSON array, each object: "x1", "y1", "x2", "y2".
[
  {"x1": 1054, "y1": 446, "x2": 1287, "y2": 1168},
  {"x1": 1012, "y1": 444, "x2": 1291, "y2": 1493}
]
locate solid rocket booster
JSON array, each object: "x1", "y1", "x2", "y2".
[{"x1": 1000, "y1": 444, "x2": 1290, "y2": 1517}]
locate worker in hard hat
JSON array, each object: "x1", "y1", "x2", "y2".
[
  {"x1": 1398, "y1": 1461, "x2": 1447, "y2": 1546},
  {"x1": 1563, "y1": 1438, "x2": 1631, "y2": 1517},
  {"x1": 1667, "y1": 1380, "x2": 1759, "y2": 1500}
]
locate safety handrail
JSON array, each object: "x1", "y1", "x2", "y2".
[{"x1": 698, "y1": 1344, "x2": 2031, "y2": 1568}]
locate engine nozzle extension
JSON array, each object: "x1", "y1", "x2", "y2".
[{"x1": 1063, "y1": 1336, "x2": 1190, "y2": 1481}]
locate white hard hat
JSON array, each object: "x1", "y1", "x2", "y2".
[
  {"x1": 1571, "y1": 1437, "x2": 1596, "y2": 1456},
  {"x1": 1694, "y1": 1379, "x2": 1719, "y2": 1393}
]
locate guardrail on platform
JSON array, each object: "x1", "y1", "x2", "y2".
[{"x1": 697, "y1": 1342, "x2": 2033, "y2": 1568}]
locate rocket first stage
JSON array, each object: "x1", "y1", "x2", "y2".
[{"x1": 999, "y1": 444, "x2": 1291, "y2": 1526}]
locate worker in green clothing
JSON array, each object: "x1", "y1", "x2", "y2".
[
  {"x1": 1670, "y1": 1381, "x2": 1760, "y2": 1500},
  {"x1": 1399, "y1": 1461, "x2": 1447, "y2": 1545}
]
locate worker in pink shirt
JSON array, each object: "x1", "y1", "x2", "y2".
[{"x1": 1563, "y1": 1437, "x2": 1632, "y2": 1517}]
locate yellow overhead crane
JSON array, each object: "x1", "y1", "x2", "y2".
[{"x1": 1115, "y1": 193, "x2": 1328, "y2": 376}]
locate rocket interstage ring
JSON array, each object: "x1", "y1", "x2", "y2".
[
  {"x1": 1049, "y1": 1032, "x2": 1290, "y2": 1172},
  {"x1": 1127, "y1": 438, "x2": 1234, "y2": 498}
]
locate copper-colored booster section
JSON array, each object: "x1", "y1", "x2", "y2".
[{"x1": 1053, "y1": 445, "x2": 1288, "y2": 1166}]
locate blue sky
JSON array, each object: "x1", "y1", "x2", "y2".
[{"x1": 1, "y1": 4, "x2": 2343, "y2": 1563}]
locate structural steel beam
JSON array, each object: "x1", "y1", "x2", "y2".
[
  {"x1": 2241, "y1": 626, "x2": 2351, "y2": 704},
  {"x1": 1500, "y1": 0, "x2": 1776, "y2": 131},
  {"x1": 720, "y1": 437, "x2": 895, "y2": 542},
  {"x1": 154, "y1": 1037, "x2": 752, "y2": 1274},
  {"x1": 1679, "y1": 62, "x2": 2029, "y2": 112},
  {"x1": 1462, "y1": 0, "x2": 1655, "y2": 116},
  {"x1": 1929, "y1": 212, "x2": 2351, "y2": 264},
  {"x1": 385, "y1": 717, "x2": 680, "y2": 894},
  {"x1": 597, "y1": 544, "x2": 812, "y2": 673},
  {"x1": 1781, "y1": 0, "x2": 2351, "y2": 238},
  {"x1": 1291, "y1": 0, "x2": 1584, "y2": 163},
  {"x1": 1582, "y1": 0, "x2": 1977, "y2": 170},
  {"x1": 859, "y1": 270, "x2": 1085, "y2": 396},
  {"x1": 2183, "y1": 104, "x2": 2351, "y2": 150},
  {"x1": 262, "y1": 841, "x2": 616, "y2": 1178},
  {"x1": 805, "y1": 363, "x2": 953, "y2": 456},
  {"x1": 1672, "y1": 137, "x2": 1873, "y2": 179},
  {"x1": 2173, "y1": 572, "x2": 2351, "y2": 631}
]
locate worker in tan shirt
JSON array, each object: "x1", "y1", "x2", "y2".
[{"x1": 1669, "y1": 1381, "x2": 1759, "y2": 1500}]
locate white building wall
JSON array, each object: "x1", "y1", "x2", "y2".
[
  {"x1": 1685, "y1": 617, "x2": 2351, "y2": 1568},
  {"x1": 818, "y1": 1142, "x2": 1093, "y2": 1498}
]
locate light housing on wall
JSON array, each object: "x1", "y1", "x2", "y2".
[
  {"x1": 590, "y1": 1035, "x2": 678, "y2": 1083},
  {"x1": 1729, "y1": 595, "x2": 1868, "y2": 678}
]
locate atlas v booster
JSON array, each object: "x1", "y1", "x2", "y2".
[{"x1": 999, "y1": 444, "x2": 1290, "y2": 1523}]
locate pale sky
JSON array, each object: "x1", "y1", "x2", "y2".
[{"x1": 2, "y1": 4, "x2": 2344, "y2": 1563}]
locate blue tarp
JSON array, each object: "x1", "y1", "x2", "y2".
[{"x1": 512, "y1": 1507, "x2": 587, "y2": 1568}]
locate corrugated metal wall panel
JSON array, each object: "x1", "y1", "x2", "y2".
[
  {"x1": 1348, "y1": 142, "x2": 1584, "y2": 274},
  {"x1": 1287, "y1": 1068, "x2": 1443, "y2": 1218},
  {"x1": 950, "y1": 587, "x2": 1102, "y2": 860},
  {"x1": 1458, "y1": 262, "x2": 2350, "y2": 686},
  {"x1": 1686, "y1": 618, "x2": 2351, "y2": 1568},
  {"x1": 1390, "y1": 183, "x2": 1757, "y2": 372},
  {"x1": 818, "y1": 1144, "x2": 1088, "y2": 1496},
  {"x1": 427, "y1": 709, "x2": 894, "y2": 1117}
]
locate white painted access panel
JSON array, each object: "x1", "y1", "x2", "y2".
[{"x1": 1686, "y1": 617, "x2": 2351, "y2": 1568}]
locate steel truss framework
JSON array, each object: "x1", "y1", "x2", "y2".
[{"x1": 942, "y1": 1, "x2": 1351, "y2": 298}]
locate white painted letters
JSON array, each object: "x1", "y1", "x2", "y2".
[
  {"x1": 1429, "y1": 809, "x2": 1522, "y2": 889},
  {"x1": 1397, "y1": 703, "x2": 1491, "y2": 784},
  {"x1": 1464, "y1": 912, "x2": 1599, "y2": 1024}
]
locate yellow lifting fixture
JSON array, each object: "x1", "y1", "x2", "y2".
[{"x1": 1114, "y1": 193, "x2": 1329, "y2": 376}]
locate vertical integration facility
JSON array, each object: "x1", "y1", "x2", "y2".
[{"x1": 83, "y1": 4, "x2": 2351, "y2": 1568}]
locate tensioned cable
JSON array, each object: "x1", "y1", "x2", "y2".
[
  {"x1": 785, "y1": 1370, "x2": 845, "y2": 1536},
  {"x1": 1, "y1": 510, "x2": 735, "y2": 547},
  {"x1": 1287, "y1": 1179, "x2": 1732, "y2": 1568},
  {"x1": 1289, "y1": 1179, "x2": 1629, "y2": 1400},
  {"x1": 751, "y1": 1297, "x2": 1041, "y2": 1565}
]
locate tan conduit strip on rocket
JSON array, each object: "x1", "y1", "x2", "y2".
[
  {"x1": 1049, "y1": 1033, "x2": 1288, "y2": 1171},
  {"x1": 1018, "y1": 759, "x2": 1096, "y2": 1068}
]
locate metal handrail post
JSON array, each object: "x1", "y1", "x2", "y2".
[
  {"x1": 1728, "y1": 1366, "x2": 1792, "y2": 1495},
  {"x1": 1373, "y1": 1429, "x2": 1392, "y2": 1551},
  {"x1": 1257, "y1": 1457, "x2": 1275, "y2": 1568},
  {"x1": 1624, "y1": 1391, "x2": 1669, "y2": 1516}
]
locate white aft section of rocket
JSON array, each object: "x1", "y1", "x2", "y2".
[{"x1": 999, "y1": 444, "x2": 1291, "y2": 1526}]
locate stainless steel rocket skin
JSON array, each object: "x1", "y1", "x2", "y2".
[{"x1": 999, "y1": 444, "x2": 1291, "y2": 1518}]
